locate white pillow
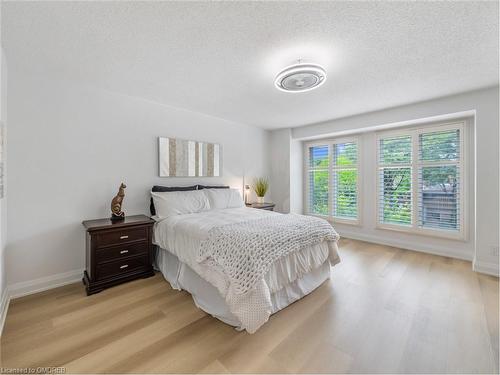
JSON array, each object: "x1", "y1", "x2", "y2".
[
  {"x1": 204, "y1": 188, "x2": 244, "y2": 210},
  {"x1": 151, "y1": 190, "x2": 211, "y2": 219}
]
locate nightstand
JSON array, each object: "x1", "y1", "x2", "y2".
[
  {"x1": 82, "y1": 214, "x2": 155, "y2": 295},
  {"x1": 246, "y1": 202, "x2": 276, "y2": 211}
]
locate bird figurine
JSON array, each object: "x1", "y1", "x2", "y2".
[{"x1": 110, "y1": 183, "x2": 126, "y2": 221}]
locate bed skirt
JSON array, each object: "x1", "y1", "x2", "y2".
[{"x1": 154, "y1": 247, "x2": 332, "y2": 329}]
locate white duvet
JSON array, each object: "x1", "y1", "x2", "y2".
[{"x1": 153, "y1": 207, "x2": 340, "y2": 332}]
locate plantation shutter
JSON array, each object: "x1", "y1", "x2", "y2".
[
  {"x1": 378, "y1": 135, "x2": 413, "y2": 226},
  {"x1": 307, "y1": 145, "x2": 329, "y2": 216},
  {"x1": 377, "y1": 125, "x2": 463, "y2": 235},
  {"x1": 417, "y1": 129, "x2": 460, "y2": 231},
  {"x1": 332, "y1": 142, "x2": 358, "y2": 220},
  {"x1": 306, "y1": 139, "x2": 359, "y2": 222}
]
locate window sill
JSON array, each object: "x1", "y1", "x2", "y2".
[
  {"x1": 376, "y1": 223, "x2": 466, "y2": 241},
  {"x1": 306, "y1": 213, "x2": 361, "y2": 227},
  {"x1": 331, "y1": 217, "x2": 360, "y2": 226}
]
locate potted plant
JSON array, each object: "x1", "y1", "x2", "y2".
[{"x1": 253, "y1": 177, "x2": 269, "y2": 204}]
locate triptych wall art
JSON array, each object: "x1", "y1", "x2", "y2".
[{"x1": 158, "y1": 137, "x2": 221, "y2": 177}]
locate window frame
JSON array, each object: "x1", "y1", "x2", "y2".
[
  {"x1": 375, "y1": 121, "x2": 467, "y2": 240},
  {"x1": 304, "y1": 136, "x2": 361, "y2": 225}
]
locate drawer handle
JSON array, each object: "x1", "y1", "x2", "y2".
[
  {"x1": 120, "y1": 250, "x2": 129, "y2": 254},
  {"x1": 120, "y1": 264, "x2": 129, "y2": 269},
  {"x1": 120, "y1": 235, "x2": 129, "y2": 240}
]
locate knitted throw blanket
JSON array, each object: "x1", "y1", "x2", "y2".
[{"x1": 197, "y1": 214, "x2": 339, "y2": 332}]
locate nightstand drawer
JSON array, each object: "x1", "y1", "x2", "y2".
[
  {"x1": 96, "y1": 227, "x2": 147, "y2": 248},
  {"x1": 96, "y1": 241, "x2": 148, "y2": 264},
  {"x1": 96, "y1": 255, "x2": 149, "y2": 280}
]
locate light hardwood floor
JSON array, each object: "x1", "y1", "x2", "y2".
[{"x1": 1, "y1": 239, "x2": 498, "y2": 374}]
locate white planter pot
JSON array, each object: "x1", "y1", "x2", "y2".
[{"x1": 256, "y1": 196, "x2": 264, "y2": 204}]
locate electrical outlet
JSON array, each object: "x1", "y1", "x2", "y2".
[{"x1": 490, "y1": 245, "x2": 499, "y2": 257}]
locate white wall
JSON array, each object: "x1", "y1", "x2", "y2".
[
  {"x1": 6, "y1": 67, "x2": 270, "y2": 287},
  {"x1": 0, "y1": 47, "x2": 7, "y2": 308},
  {"x1": 271, "y1": 86, "x2": 499, "y2": 275},
  {"x1": 270, "y1": 129, "x2": 291, "y2": 213},
  {"x1": 269, "y1": 129, "x2": 304, "y2": 215},
  {"x1": 0, "y1": 11, "x2": 9, "y2": 330},
  {"x1": 289, "y1": 138, "x2": 303, "y2": 214}
]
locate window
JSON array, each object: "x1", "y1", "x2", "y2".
[
  {"x1": 332, "y1": 142, "x2": 358, "y2": 219},
  {"x1": 377, "y1": 122, "x2": 465, "y2": 237},
  {"x1": 307, "y1": 145, "x2": 329, "y2": 216},
  {"x1": 418, "y1": 129, "x2": 461, "y2": 231},
  {"x1": 306, "y1": 139, "x2": 359, "y2": 223},
  {"x1": 378, "y1": 135, "x2": 413, "y2": 226}
]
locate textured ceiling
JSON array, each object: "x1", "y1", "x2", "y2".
[{"x1": 2, "y1": 1, "x2": 498, "y2": 129}]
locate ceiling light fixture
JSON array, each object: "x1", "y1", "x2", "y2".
[{"x1": 274, "y1": 61, "x2": 327, "y2": 93}]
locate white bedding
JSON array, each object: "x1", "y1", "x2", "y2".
[{"x1": 153, "y1": 207, "x2": 340, "y2": 332}]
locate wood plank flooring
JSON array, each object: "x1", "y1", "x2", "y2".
[{"x1": 1, "y1": 239, "x2": 498, "y2": 373}]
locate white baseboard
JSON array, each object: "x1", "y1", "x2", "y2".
[
  {"x1": 8, "y1": 269, "x2": 83, "y2": 299},
  {"x1": 473, "y1": 259, "x2": 499, "y2": 277},
  {"x1": 339, "y1": 230, "x2": 473, "y2": 261},
  {"x1": 0, "y1": 286, "x2": 10, "y2": 336}
]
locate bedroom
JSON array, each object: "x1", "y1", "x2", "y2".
[{"x1": 0, "y1": 1, "x2": 498, "y2": 374}]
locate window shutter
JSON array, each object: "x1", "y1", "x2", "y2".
[
  {"x1": 332, "y1": 142, "x2": 358, "y2": 220},
  {"x1": 307, "y1": 145, "x2": 329, "y2": 216},
  {"x1": 378, "y1": 136, "x2": 412, "y2": 226},
  {"x1": 378, "y1": 167, "x2": 412, "y2": 225},
  {"x1": 417, "y1": 129, "x2": 460, "y2": 231},
  {"x1": 306, "y1": 140, "x2": 359, "y2": 221}
]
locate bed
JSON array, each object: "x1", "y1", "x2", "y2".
[{"x1": 151, "y1": 186, "x2": 340, "y2": 333}]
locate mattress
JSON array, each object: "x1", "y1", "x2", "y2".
[{"x1": 155, "y1": 247, "x2": 332, "y2": 328}]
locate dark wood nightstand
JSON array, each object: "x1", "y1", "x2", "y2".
[
  {"x1": 82, "y1": 214, "x2": 155, "y2": 295},
  {"x1": 246, "y1": 202, "x2": 276, "y2": 211}
]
